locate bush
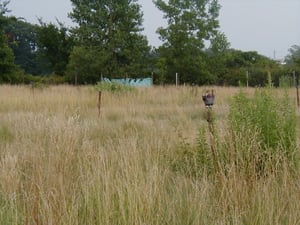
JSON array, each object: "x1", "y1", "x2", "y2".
[
  {"x1": 95, "y1": 81, "x2": 135, "y2": 93},
  {"x1": 229, "y1": 89, "x2": 296, "y2": 153},
  {"x1": 228, "y1": 88, "x2": 297, "y2": 175}
]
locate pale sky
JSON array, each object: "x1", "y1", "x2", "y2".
[{"x1": 6, "y1": 0, "x2": 300, "y2": 59}]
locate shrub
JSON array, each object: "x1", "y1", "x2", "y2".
[
  {"x1": 95, "y1": 81, "x2": 135, "y2": 93},
  {"x1": 228, "y1": 88, "x2": 297, "y2": 175},
  {"x1": 230, "y1": 89, "x2": 296, "y2": 153}
]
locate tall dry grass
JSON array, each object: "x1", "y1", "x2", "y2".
[{"x1": 0, "y1": 84, "x2": 299, "y2": 224}]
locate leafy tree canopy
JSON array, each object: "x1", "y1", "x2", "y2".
[
  {"x1": 3, "y1": 16, "x2": 47, "y2": 75},
  {"x1": 153, "y1": 0, "x2": 221, "y2": 85},
  {"x1": 0, "y1": 0, "x2": 19, "y2": 83},
  {"x1": 154, "y1": 0, "x2": 220, "y2": 49},
  {"x1": 285, "y1": 45, "x2": 300, "y2": 67},
  {"x1": 36, "y1": 19, "x2": 74, "y2": 75},
  {"x1": 68, "y1": 0, "x2": 151, "y2": 81},
  {"x1": 221, "y1": 50, "x2": 279, "y2": 86}
]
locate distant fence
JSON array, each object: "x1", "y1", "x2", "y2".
[{"x1": 102, "y1": 77, "x2": 153, "y2": 87}]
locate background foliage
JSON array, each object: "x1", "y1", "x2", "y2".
[{"x1": 0, "y1": 0, "x2": 299, "y2": 85}]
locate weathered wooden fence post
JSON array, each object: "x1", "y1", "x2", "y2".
[
  {"x1": 98, "y1": 91, "x2": 102, "y2": 117},
  {"x1": 293, "y1": 71, "x2": 299, "y2": 108},
  {"x1": 202, "y1": 89, "x2": 221, "y2": 174},
  {"x1": 30, "y1": 81, "x2": 35, "y2": 96},
  {"x1": 296, "y1": 71, "x2": 299, "y2": 108},
  {"x1": 297, "y1": 85, "x2": 299, "y2": 108}
]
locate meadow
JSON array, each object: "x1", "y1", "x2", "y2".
[{"x1": 0, "y1": 84, "x2": 299, "y2": 225}]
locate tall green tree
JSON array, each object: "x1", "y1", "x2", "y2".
[
  {"x1": 221, "y1": 50, "x2": 278, "y2": 86},
  {"x1": 66, "y1": 46, "x2": 103, "y2": 84},
  {"x1": 209, "y1": 31, "x2": 230, "y2": 54},
  {"x1": 4, "y1": 16, "x2": 49, "y2": 75},
  {"x1": 68, "y1": 0, "x2": 150, "y2": 82},
  {"x1": 36, "y1": 20, "x2": 74, "y2": 75},
  {"x1": 206, "y1": 31, "x2": 230, "y2": 85},
  {"x1": 282, "y1": 45, "x2": 300, "y2": 86},
  {"x1": 0, "y1": 0, "x2": 18, "y2": 83},
  {"x1": 153, "y1": 0, "x2": 221, "y2": 84},
  {"x1": 285, "y1": 45, "x2": 300, "y2": 71}
]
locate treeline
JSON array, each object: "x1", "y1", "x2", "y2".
[{"x1": 0, "y1": 0, "x2": 299, "y2": 86}]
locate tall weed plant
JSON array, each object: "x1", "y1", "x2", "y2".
[
  {"x1": 228, "y1": 88, "x2": 297, "y2": 174},
  {"x1": 172, "y1": 110, "x2": 221, "y2": 178},
  {"x1": 173, "y1": 87, "x2": 297, "y2": 179}
]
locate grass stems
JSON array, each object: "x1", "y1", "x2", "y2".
[{"x1": 0, "y1": 85, "x2": 299, "y2": 224}]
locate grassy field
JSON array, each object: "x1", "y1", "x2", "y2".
[{"x1": 0, "y1": 85, "x2": 299, "y2": 225}]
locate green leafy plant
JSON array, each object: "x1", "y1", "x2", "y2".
[{"x1": 228, "y1": 88, "x2": 297, "y2": 175}]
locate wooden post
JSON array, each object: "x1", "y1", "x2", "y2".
[
  {"x1": 294, "y1": 71, "x2": 299, "y2": 108},
  {"x1": 206, "y1": 108, "x2": 221, "y2": 175},
  {"x1": 75, "y1": 73, "x2": 78, "y2": 86},
  {"x1": 151, "y1": 72, "x2": 154, "y2": 85},
  {"x1": 30, "y1": 82, "x2": 35, "y2": 96},
  {"x1": 297, "y1": 86, "x2": 299, "y2": 108},
  {"x1": 246, "y1": 70, "x2": 249, "y2": 88},
  {"x1": 98, "y1": 91, "x2": 102, "y2": 117},
  {"x1": 297, "y1": 76, "x2": 299, "y2": 108}
]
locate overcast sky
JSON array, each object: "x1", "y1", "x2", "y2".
[{"x1": 6, "y1": 0, "x2": 300, "y2": 59}]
